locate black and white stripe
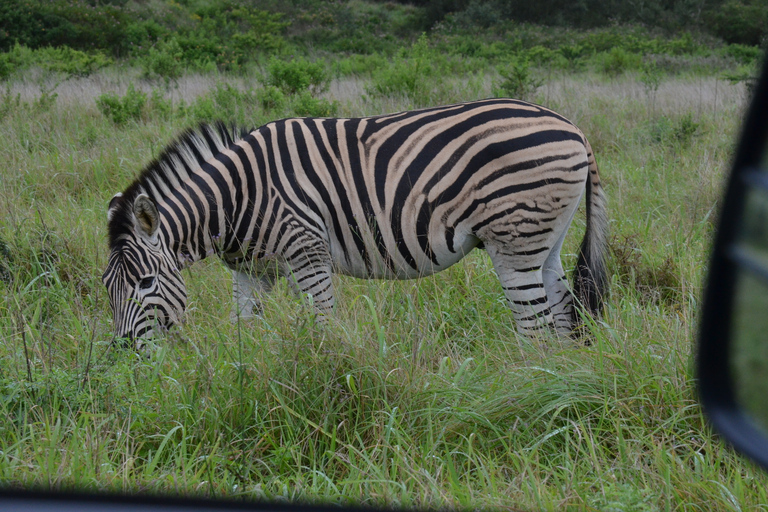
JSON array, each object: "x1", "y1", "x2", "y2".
[{"x1": 103, "y1": 98, "x2": 608, "y2": 341}]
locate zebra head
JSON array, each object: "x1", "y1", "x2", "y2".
[{"x1": 102, "y1": 192, "x2": 187, "y2": 346}]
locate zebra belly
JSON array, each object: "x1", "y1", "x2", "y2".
[{"x1": 329, "y1": 229, "x2": 480, "y2": 280}]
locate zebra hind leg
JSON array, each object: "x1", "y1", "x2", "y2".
[
  {"x1": 485, "y1": 244, "x2": 555, "y2": 336},
  {"x1": 541, "y1": 217, "x2": 577, "y2": 334},
  {"x1": 542, "y1": 189, "x2": 585, "y2": 337},
  {"x1": 542, "y1": 251, "x2": 575, "y2": 334}
]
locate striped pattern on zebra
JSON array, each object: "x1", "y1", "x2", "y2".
[{"x1": 102, "y1": 98, "x2": 608, "y2": 343}]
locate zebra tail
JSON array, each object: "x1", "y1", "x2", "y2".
[{"x1": 573, "y1": 137, "x2": 609, "y2": 319}]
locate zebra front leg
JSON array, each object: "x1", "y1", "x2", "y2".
[
  {"x1": 282, "y1": 247, "x2": 336, "y2": 321},
  {"x1": 486, "y1": 245, "x2": 554, "y2": 335},
  {"x1": 230, "y1": 268, "x2": 275, "y2": 321}
]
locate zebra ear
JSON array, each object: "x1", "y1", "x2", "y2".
[
  {"x1": 133, "y1": 194, "x2": 159, "y2": 238},
  {"x1": 107, "y1": 192, "x2": 123, "y2": 221}
]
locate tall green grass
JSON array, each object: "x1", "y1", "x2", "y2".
[{"x1": 0, "y1": 56, "x2": 764, "y2": 511}]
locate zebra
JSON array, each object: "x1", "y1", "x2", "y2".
[{"x1": 102, "y1": 98, "x2": 608, "y2": 344}]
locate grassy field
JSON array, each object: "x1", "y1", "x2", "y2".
[{"x1": 0, "y1": 49, "x2": 765, "y2": 511}]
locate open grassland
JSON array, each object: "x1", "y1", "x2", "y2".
[{"x1": 0, "y1": 55, "x2": 764, "y2": 511}]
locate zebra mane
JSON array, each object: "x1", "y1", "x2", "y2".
[{"x1": 107, "y1": 121, "x2": 249, "y2": 248}]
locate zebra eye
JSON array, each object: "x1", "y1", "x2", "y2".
[{"x1": 138, "y1": 276, "x2": 156, "y2": 290}]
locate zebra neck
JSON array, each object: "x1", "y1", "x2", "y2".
[{"x1": 160, "y1": 199, "x2": 228, "y2": 270}]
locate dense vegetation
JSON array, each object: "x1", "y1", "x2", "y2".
[{"x1": 0, "y1": 0, "x2": 766, "y2": 510}]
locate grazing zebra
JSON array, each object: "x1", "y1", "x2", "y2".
[{"x1": 102, "y1": 98, "x2": 608, "y2": 343}]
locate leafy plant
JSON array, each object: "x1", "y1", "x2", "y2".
[
  {"x1": 33, "y1": 82, "x2": 58, "y2": 113},
  {"x1": 722, "y1": 43, "x2": 763, "y2": 65},
  {"x1": 640, "y1": 60, "x2": 662, "y2": 114},
  {"x1": 0, "y1": 84, "x2": 20, "y2": 121},
  {"x1": 256, "y1": 85, "x2": 287, "y2": 112},
  {"x1": 599, "y1": 47, "x2": 643, "y2": 77},
  {"x1": 148, "y1": 89, "x2": 173, "y2": 119},
  {"x1": 723, "y1": 64, "x2": 759, "y2": 94},
  {"x1": 493, "y1": 57, "x2": 543, "y2": 101},
  {"x1": 367, "y1": 33, "x2": 434, "y2": 99},
  {"x1": 0, "y1": 43, "x2": 111, "y2": 79},
  {"x1": 95, "y1": 84, "x2": 147, "y2": 125},
  {"x1": 290, "y1": 91, "x2": 339, "y2": 117},
  {"x1": 648, "y1": 112, "x2": 701, "y2": 147},
  {"x1": 140, "y1": 38, "x2": 184, "y2": 84},
  {"x1": 559, "y1": 44, "x2": 586, "y2": 69},
  {"x1": 263, "y1": 57, "x2": 329, "y2": 96},
  {"x1": 706, "y1": 0, "x2": 768, "y2": 46}
]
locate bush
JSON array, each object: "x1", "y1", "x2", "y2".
[
  {"x1": 722, "y1": 64, "x2": 760, "y2": 94},
  {"x1": 34, "y1": 46, "x2": 111, "y2": 76},
  {"x1": 148, "y1": 89, "x2": 173, "y2": 119},
  {"x1": 263, "y1": 57, "x2": 329, "y2": 96},
  {"x1": 178, "y1": 83, "x2": 263, "y2": 124},
  {"x1": 367, "y1": 33, "x2": 433, "y2": 98},
  {"x1": 721, "y1": 43, "x2": 763, "y2": 65},
  {"x1": 174, "y1": 5, "x2": 288, "y2": 70},
  {"x1": 493, "y1": 57, "x2": 543, "y2": 101},
  {"x1": 0, "y1": 53, "x2": 15, "y2": 80},
  {"x1": 96, "y1": 84, "x2": 147, "y2": 125},
  {"x1": 0, "y1": 43, "x2": 111, "y2": 79},
  {"x1": 0, "y1": 84, "x2": 21, "y2": 121},
  {"x1": 706, "y1": 0, "x2": 768, "y2": 46},
  {"x1": 290, "y1": 91, "x2": 339, "y2": 117},
  {"x1": 648, "y1": 112, "x2": 701, "y2": 147},
  {"x1": 332, "y1": 54, "x2": 389, "y2": 77},
  {"x1": 598, "y1": 47, "x2": 643, "y2": 77},
  {"x1": 0, "y1": 0, "x2": 131, "y2": 55},
  {"x1": 140, "y1": 38, "x2": 184, "y2": 83},
  {"x1": 256, "y1": 86, "x2": 287, "y2": 112}
]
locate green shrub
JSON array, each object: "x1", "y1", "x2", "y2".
[
  {"x1": 0, "y1": 0, "x2": 131, "y2": 55},
  {"x1": 34, "y1": 46, "x2": 111, "y2": 76},
  {"x1": 722, "y1": 64, "x2": 760, "y2": 94},
  {"x1": 0, "y1": 43, "x2": 110, "y2": 79},
  {"x1": 96, "y1": 84, "x2": 147, "y2": 125},
  {"x1": 184, "y1": 96, "x2": 217, "y2": 123},
  {"x1": 706, "y1": 0, "x2": 767, "y2": 46},
  {"x1": 493, "y1": 57, "x2": 543, "y2": 101},
  {"x1": 332, "y1": 54, "x2": 389, "y2": 77},
  {"x1": 0, "y1": 85, "x2": 21, "y2": 121},
  {"x1": 640, "y1": 60, "x2": 663, "y2": 113},
  {"x1": 290, "y1": 91, "x2": 339, "y2": 117},
  {"x1": 649, "y1": 112, "x2": 701, "y2": 147},
  {"x1": 722, "y1": 43, "x2": 763, "y2": 65},
  {"x1": 256, "y1": 86, "x2": 287, "y2": 112},
  {"x1": 0, "y1": 53, "x2": 15, "y2": 80},
  {"x1": 662, "y1": 32, "x2": 700, "y2": 56},
  {"x1": 367, "y1": 33, "x2": 433, "y2": 99},
  {"x1": 211, "y1": 83, "x2": 258, "y2": 118},
  {"x1": 598, "y1": 47, "x2": 643, "y2": 77},
  {"x1": 33, "y1": 83, "x2": 58, "y2": 113},
  {"x1": 148, "y1": 89, "x2": 174, "y2": 119},
  {"x1": 140, "y1": 38, "x2": 184, "y2": 83},
  {"x1": 263, "y1": 57, "x2": 329, "y2": 96},
  {"x1": 179, "y1": 83, "x2": 262, "y2": 124},
  {"x1": 560, "y1": 44, "x2": 587, "y2": 66},
  {"x1": 175, "y1": 5, "x2": 288, "y2": 70}
]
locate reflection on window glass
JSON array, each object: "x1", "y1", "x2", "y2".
[
  {"x1": 738, "y1": 184, "x2": 768, "y2": 258},
  {"x1": 731, "y1": 267, "x2": 768, "y2": 431}
]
